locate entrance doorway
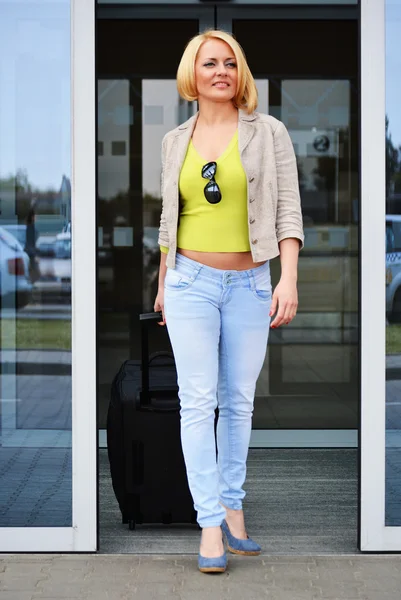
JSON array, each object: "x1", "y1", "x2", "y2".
[{"x1": 96, "y1": 2, "x2": 359, "y2": 553}]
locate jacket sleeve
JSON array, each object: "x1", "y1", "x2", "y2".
[
  {"x1": 158, "y1": 134, "x2": 170, "y2": 248},
  {"x1": 273, "y1": 121, "x2": 304, "y2": 249}
]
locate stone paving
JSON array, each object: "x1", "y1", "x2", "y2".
[{"x1": 0, "y1": 553, "x2": 401, "y2": 600}]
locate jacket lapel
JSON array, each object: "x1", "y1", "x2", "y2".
[
  {"x1": 173, "y1": 112, "x2": 199, "y2": 174},
  {"x1": 238, "y1": 110, "x2": 257, "y2": 181},
  {"x1": 238, "y1": 109, "x2": 256, "y2": 155}
]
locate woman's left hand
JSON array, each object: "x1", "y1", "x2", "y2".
[{"x1": 269, "y1": 277, "x2": 298, "y2": 328}]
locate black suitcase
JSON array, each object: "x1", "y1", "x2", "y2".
[{"x1": 107, "y1": 311, "x2": 197, "y2": 530}]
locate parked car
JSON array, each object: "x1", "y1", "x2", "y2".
[
  {"x1": 0, "y1": 226, "x2": 32, "y2": 309},
  {"x1": 33, "y1": 230, "x2": 71, "y2": 302},
  {"x1": 386, "y1": 214, "x2": 401, "y2": 322},
  {"x1": 53, "y1": 231, "x2": 71, "y2": 295},
  {"x1": 54, "y1": 231, "x2": 71, "y2": 259},
  {"x1": 61, "y1": 221, "x2": 71, "y2": 234},
  {"x1": 2, "y1": 224, "x2": 27, "y2": 248},
  {"x1": 36, "y1": 235, "x2": 56, "y2": 258}
]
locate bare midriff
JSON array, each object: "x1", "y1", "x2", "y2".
[{"x1": 177, "y1": 248, "x2": 266, "y2": 271}]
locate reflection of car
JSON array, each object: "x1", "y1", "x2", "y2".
[
  {"x1": 54, "y1": 232, "x2": 71, "y2": 259},
  {"x1": 61, "y1": 221, "x2": 71, "y2": 234},
  {"x1": 53, "y1": 232, "x2": 71, "y2": 295},
  {"x1": 34, "y1": 231, "x2": 71, "y2": 302},
  {"x1": 386, "y1": 215, "x2": 401, "y2": 322},
  {"x1": 0, "y1": 226, "x2": 32, "y2": 309},
  {"x1": 2, "y1": 224, "x2": 27, "y2": 248},
  {"x1": 36, "y1": 235, "x2": 56, "y2": 258},
  {"x1": 143, "y1": 226, "x2": 159, "y2": 254}
]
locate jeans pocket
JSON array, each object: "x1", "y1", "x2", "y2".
[
  {"x1": 252, "y1": 285, "x2": 272, "y2": 302},
  {"x1": 251, "y1": 267, "x2": 272, "y2": 302},
  {"x1": 164, "y1": 267, "x2": 198, "y2": 291}
]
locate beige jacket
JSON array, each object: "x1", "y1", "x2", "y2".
[{"x1": 158, "y1": 109, "x2": 304, "y2": 268}]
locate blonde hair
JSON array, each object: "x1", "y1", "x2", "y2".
[{"x1": 176, "y1": 29, "x2": 258, "y2": 114}]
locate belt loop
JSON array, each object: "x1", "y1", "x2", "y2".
[
  {"x1": 248, "y1": 270, "x2": 256, "y2": 292},
  {"x1": 191, "y1": 264, "x2": 202, "y2": 281}
]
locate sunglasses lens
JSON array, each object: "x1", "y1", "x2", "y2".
[
  {"x1": 202, "y1": 162, "x2": 217, "y2": 180},
  {"x1": 204, "y1": 181, "x2": 221, "y2": 204}
]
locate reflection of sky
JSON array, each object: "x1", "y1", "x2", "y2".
[
  {"x1": 0, "y1": 1, "x2": 70, "y2": 190},
  {"x1": 386, "y1": 1, "x2": 401, "y2": 148}
]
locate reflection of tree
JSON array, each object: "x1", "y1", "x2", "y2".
[
  {"x1": 1, "y1": 168, "x2": 32, "y2": 194},
  {"x1": 296, "y1": 157, "x2": 307, "y2": 196},
  {"x1": 143, "y1": 192, "x2": 162, "y2": 227},
  {"x1": 312, "y1": 155, "x2": 336, "y2": 193},
  {"x1": 0, "y1": 169, "x2": 59, "y2": 217},
  {"x1": 386, "y1": 115, "x2": 401, "y2": 197},
  {"x1": 98, "y1": 191, "x2": 162, "y2": 227},
  {"x1": 98, "y1": 191, "x2": 130, "y2": 225}
]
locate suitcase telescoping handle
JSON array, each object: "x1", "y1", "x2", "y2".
[
  {"x1": 139, "y1": 312, "x2": 163, "y2": 400},
  {"x1": 138, "y1": 312, "x2": 178, "y2": 412},
  {"x1": 139, "y1": 311, "x2": 163, "y2": 322}
]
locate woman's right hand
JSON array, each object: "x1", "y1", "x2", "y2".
[{"x1": 154, "y1": 288, "x2": 166, "y2": 326}]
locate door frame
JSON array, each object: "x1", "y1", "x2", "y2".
[
  {"x1": 95, "y1": 0, "x2": 401, "y2": 551},
  {"x1": 359, "y1": 0, "x2": 401, "y2": 551},
  {"x1": 71, "y1": 0, "x2": 97, "y2": 552},
  {"x1": 0, "y1": 0, "x2": 96, "y2": 553}
]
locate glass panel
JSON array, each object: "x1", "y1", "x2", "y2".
[
  {"x1": 385, "y1": 0, "x2": 401, "y2": 526},
  {"x1": 142, "y1": 80, "x2": 197, "y2": 310},
  {"x1": 96, "y1": 18, "x2": 199, "y2": 429},
  {"x1": 233, "y1": 19, "x2": 359, "y2": 431},
  {"x1": 0, "y1": 2, "x2": 72, "y2": 526}
]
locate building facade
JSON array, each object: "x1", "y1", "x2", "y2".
[{"x1": 0, "y1": 0, "x2": 400, "y2": 552}]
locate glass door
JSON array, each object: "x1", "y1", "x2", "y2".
[
  {"x1": 96, "y1": 3, "x2": 360, "y2": 450},
  {"x1": 96, "y1": 5, "x2": 213, "y2": 446},
  {"x1": 216, "y1": 5, "x2": 359, "y2": 448},
  {"x1": 0, "y1": 0, "x2": 96, "y2": 551}
]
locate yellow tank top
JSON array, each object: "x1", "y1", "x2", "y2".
[{"x1": 160, "y1": 130, "x2": 250, "y2": 254}]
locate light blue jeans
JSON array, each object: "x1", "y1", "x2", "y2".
[{"x1": 164, "y1": 253, "x2": 272, "y2": 528}]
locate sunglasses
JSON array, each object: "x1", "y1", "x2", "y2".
[{"x1": 201, "y1": 162, "x2": 222, "y2": 204}]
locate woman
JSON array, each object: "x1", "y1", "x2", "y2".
[{"x1": 154, "y1": 29, "x2": 304, "y2": 573}]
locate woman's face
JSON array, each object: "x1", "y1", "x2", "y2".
[{"x1": 194, "y1": 39, "x2": 238, "y2": 104}]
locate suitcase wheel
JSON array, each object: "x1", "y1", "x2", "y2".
[
  {"x1": 128, "y1": 520, "x2": 136, "y2": 531},
  {"x1": 161, "y1": 511, "x2": 172, "y2": 525}
]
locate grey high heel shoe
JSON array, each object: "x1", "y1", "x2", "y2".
[
  {"x1": 198, "y1": 550, "x2": 227, "y2": 573},
  {"x1": 221, "y1": 519, "x2": 261, "y2": 556}
]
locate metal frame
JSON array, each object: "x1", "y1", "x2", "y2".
[
  {"x1": 217, "y1": 4, "x2": 358, "y2": 30},
  {"x1": 359, "y1": 0, "x2": 401, "y2": 551},
  {"x1": 71, "y1": 0, "x2": 97, "y2": 552},
  {"x1": 98, "y1": 429, "x2": 357, "y2": 449},
  {"x1": 0, "y1": 0, "x2": 96, "y2": 553},
  {"x1": 97, "y1": 0, "x2": 357, "y2": 4},
  {"x1": 97, "y1": 1, "x2": 358, "y2": 25},
  {"x1": 97, "y1": 4, "x2": 214, "y2": 29},
  {"x1": 4, "y1": 0, "x2": 397, "y2": 555},
  {"x1": 96, "y1": 0, "x2": 400, "y2": 550}
]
